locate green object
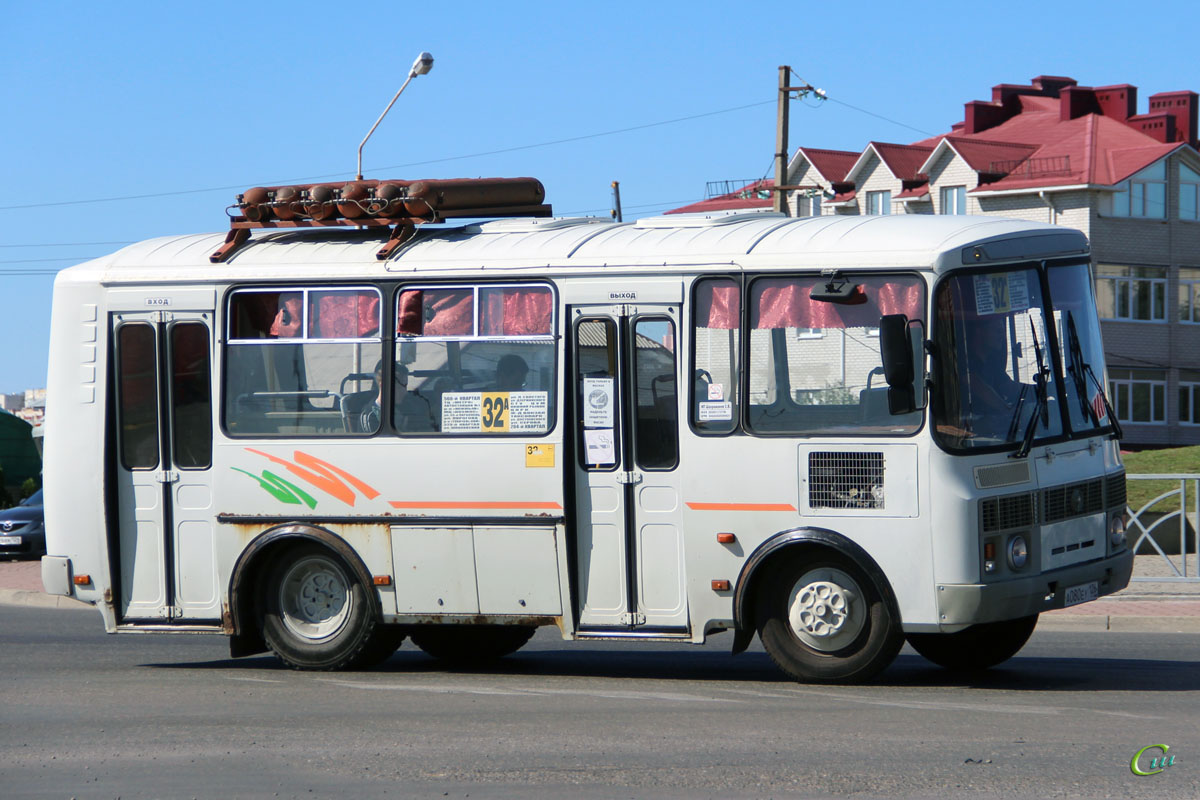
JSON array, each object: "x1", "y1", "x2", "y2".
[{"x1": 0, "y1": 413, "x2": 41, "y2": 492}]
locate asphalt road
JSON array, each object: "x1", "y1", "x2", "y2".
[{"x1": 2, "y1": 605, "x2": 1198, "y2": 800}]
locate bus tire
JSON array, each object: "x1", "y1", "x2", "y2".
[
  {"x1": 261, "y1": 543, "x2": 375, "y2": 671},
  {"x1": 348, "y1": 625, "x2": 407, "y2": 669},
  {"x1": 410, "y1": 625, "x2": 536, "y2": 664},
  {"x1": 756, "y1": 552, "x2": 902, "y2": 684},
  {"x1": 906, "y1": 614, "x2": 1038, "y2": 671}
]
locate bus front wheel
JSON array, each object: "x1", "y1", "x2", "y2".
[
  {"x1": 756, "y1": 553, "x2": 902, "y2": 684},
  {"x1": 905, "y1": 615, "x2": 1038, "y2": 671},
  {"x1": 261, "y1": 543, "x2": 376, "y2": 670}
]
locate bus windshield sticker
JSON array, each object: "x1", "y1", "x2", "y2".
[
  {"x1": 698, "y1": 401, "x2": 733, "y2": 421},
  {"x1": 974, "y1": 272, "x2": 1030, "y2": 316},
  {"x1": 441, "y1": 391, "x2": 548, "y2": 433},
  {"x1": 583, "y1": 377, "x2": 615, "y2": 428},
  {"x1": 708, "y1": 383, "x2": 725, "y2": 401},
  {"x1": 583, "y1": 428, "x2": 616, "y2": 465}
]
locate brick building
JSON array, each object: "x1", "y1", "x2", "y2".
[{"x1": 676, "y1": 75, "x2": 1200, "y2": 447}]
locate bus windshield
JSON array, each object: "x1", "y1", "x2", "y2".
[
  {"x1": 933, "y1": 266, "x2": 1063, "y2": 450},
  {"x1": 933, "y1": 260, "x2": 1116, "y2": 451}
]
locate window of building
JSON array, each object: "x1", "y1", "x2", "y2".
[
  {"x1": 1108, "y1": 368, "x2": 1166, "y2": 424},
  {"x1": 795, "y1": 192, "x2": 822, "y2": 217},
  {"x1": 1180, "y1": 369, "x2": 1200, "y2": 425},
  {"x1": 1110, "y1": 161, "x2": 1167, "y2": 218},
  {"x1": 939, "y1": 186, "x2": 966, "y2": 215},
  {"x1": 1093, "y1": 265, "x2": 1167, "y2": 322},
  {"x1": 1180, "y1": 164, "x2": 1200, "y2": 221},
  {"x1": 1179, "y1": 267, "x2": 1200, "y2": 324},
  {"x1": 866, "y1": 190, "x2": 891, "y2": 215}
]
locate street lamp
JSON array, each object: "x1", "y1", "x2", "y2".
[{"x1": 356, "y1": 51, "x2": 435, "y2": 180}]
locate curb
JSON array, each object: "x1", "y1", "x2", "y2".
[
  {"x1": 1038, "y1": 614, "x2": 1200, "y2": 633},
  {"x1": 0, "y1": 588, "x2": 91, "y2": 611}
]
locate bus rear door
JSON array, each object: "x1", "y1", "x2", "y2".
[{"x1": 111, "y1": 299, "x2": 217, "y2": 623}]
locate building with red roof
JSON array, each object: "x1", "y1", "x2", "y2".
[{"x1": 775, "y1": 75, "x2": 1200, "y2": 446}]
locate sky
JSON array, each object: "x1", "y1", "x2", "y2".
[{"x1": 2, "y1": 0, "x2": 1198, "y2": 394}]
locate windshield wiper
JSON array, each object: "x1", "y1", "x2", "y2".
[
  {"x1": 1064, "y1": 311, "x2": 1123, "y2": 440},
  {"x1": 1012, "y1": 319, "x2": 1050, "y2": 459}
]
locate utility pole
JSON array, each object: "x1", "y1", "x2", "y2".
[
  {"x1": 610, "y1": 181, "x2": 623, "y2": 222},
  {"x1": 774, "y1": 66, "x2": 825, "y2": 215}
]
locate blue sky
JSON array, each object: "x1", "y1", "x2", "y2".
[{"x1": 2, "y1": 0, "x2": 1196, "y2": 393}]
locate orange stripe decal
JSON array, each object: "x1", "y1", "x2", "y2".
[
  {"x1": 686, "y1": 502, "x2": 797, "y2": 512},
  {"x1": 388, "y1": 501, "x2": 563, "y2": 510}
]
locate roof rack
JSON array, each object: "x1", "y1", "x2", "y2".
[{"x1": 210, "y1": 177, "x2": 551, "y2": 263}]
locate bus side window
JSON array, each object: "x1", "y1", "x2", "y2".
[{"x1": 691, "y1": 278, "x2": 740, "y2": 433}]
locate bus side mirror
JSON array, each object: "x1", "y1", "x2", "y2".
[{"x1": 879, "y1": 314, "x2": 926, "y2": 415}]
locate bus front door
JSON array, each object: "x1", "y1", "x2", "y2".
[
  {"x1": 112, "y1": 310, "x2": 218, "y2": 622},
  {"x1": 570, "y1": 305, "x2": 688, "y2": 632}
]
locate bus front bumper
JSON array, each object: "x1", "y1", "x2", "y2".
[{"x1": 933, "y1": 549, "x2": 1133, "y2": 628}]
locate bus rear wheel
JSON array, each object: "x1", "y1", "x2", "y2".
[
  {"x1": 906, "y1": 614, "x2": 1038, "y2": 671},
  {"x1": 261, "y1": 543, "x2": 376, "y2": 671},
  {"x1": 410, "y1": 625, "x2": 537, "y2": 664},
  {"x1": 756, "y1": 553, "x2": 902, "y2": 684}
]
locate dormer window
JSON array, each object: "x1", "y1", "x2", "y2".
[
  {"x1": 1111, "y1": 161, "x2": 1166, "y2": 218},
  {"x1": 1179, "y1": 164, "x2": 1200, "y2": 220}
]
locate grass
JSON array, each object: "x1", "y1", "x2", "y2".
[{"x1": 1122, "y1": 445, "x2": 1200, "y2": 513}]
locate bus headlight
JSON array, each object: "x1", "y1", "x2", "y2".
[
  {"x1": 1008, "y1": 534, "x2": 1029, "y2": 570},
  {"x1": 1110, "y1": 514, "x2": 1127, "y2": 549}
]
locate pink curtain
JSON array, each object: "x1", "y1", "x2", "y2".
[
  {"x1": 479, "y1": 287, "x2": 553, "y2": 335},
  {"x1": 751, "y1": 278, "x2": 923, "y2": 329},
  {"x1": 695, "y1": 281, "x2": 740, "y2": 329},
  {"x1": 396, "y1": 289, "x2": 474, "y2": 336},
  {"x1": 310, "y1": 291, "x2": 380, "y2": 338}
]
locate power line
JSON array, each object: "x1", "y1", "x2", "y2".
[
  {"x1": 825, "y1": 96, "x2": 936, "y2": 138},
  {"x1": 0, "y1": 241, "x2": 132, "y2": 248},
  {"x1": 0, "y1": 100, "x2": 776, "y2": 212}
]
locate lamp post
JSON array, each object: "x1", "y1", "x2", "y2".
[
  {"x1": 356, "y1": 51, "x2": 435, "y2": 180},
  {"x1": 773, "y1": 66, "x2": 825, "y2": 215}
]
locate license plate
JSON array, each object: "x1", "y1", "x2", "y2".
[
  {"x1": 1063, "y1": 581, "x2": 1099, "y2": 607},
  {"x1": 0, "y1": 536, "x2": 20, "y2": 545}
]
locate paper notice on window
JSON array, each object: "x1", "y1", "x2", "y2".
[
  {"x1": 974, "y1": 273, "x2": 1030, "y2": 315},
  {"x1": 441, "y1": 392, "x2": 483, "y2": 433},
  {"x1": 441, "y1": 391, "x2": 549, "y2": 433},
  {"x1": 698, "y1": 401, "x2": 733, "y2": 421},
  {"x1": 583, "y1": 428, "x2": 616, "y2": 465},
  {"x1": 583, "y1": 377, "x2": 615, "y2": 428}
]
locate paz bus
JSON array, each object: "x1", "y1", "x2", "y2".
[{"x1": 41, "y1": 177, "x2": 1132, "y2": 683}]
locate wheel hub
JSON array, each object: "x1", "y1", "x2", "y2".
[
  {"x1": 792, "y1": 581, "x2": 850, "y2": 638},
  {"x1": 279, "y1": 556, "x2": 352, "y2": 642},
  {"x1": 786, "y1": 567, "x2": 866, "y2": 652}
]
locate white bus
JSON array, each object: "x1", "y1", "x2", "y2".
[{"x1": 41, "y1": 184, "x2": 1132, "y2": 683}]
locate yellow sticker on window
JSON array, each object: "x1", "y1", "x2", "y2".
[{"x1": 525, "y1": 443, "x2": 555, "y2": 468}]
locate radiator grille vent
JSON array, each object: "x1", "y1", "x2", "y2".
[
  {"x1": 974, "y1": 461, "x2": 1031, "y2": 489},
  {"x1": 1043, "y1": 479, "x2": 1103, "y2": 522},
  {"x1": 981, "y1": 492, "x2": 1035, "y2": 532},
  {"x1": 1106, "y1": 471, "x2": 1127, "y2": 510},
  {"x1": 808, "y1": 451, "x2": 884, "y2": 509}
]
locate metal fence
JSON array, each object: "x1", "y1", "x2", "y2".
[{"x1": 1127, "y1": 474, "x2": 1200, "y2": 583}]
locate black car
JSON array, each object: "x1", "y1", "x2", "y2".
[{"x1": 0, "y1": 489, "x2": 45, "y2": 559}]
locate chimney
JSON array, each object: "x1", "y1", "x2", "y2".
[
  {"x1": 1060, "y1": 86, "x2": 1100, "y2": 121},
  {"x1": 1030, "y1": 75, "x2": 1078, "y2": 96},
  {"x1": 1129, "y1": 114, "x2": 1177, "y2": 144},
  {"x1": 1094, "y1": 84, "x2": 1138, "y2": 122},
  {"x1": 1148, "y1": 91, "x2": 1199, "y2": 147},
  {"x1": 964, "y1": 100, "x2": 1012, "y2": 135}
]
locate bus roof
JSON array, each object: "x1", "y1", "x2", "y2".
[{"x1": 57, "y1": 212, "x2": 1087, "y2": 285}]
